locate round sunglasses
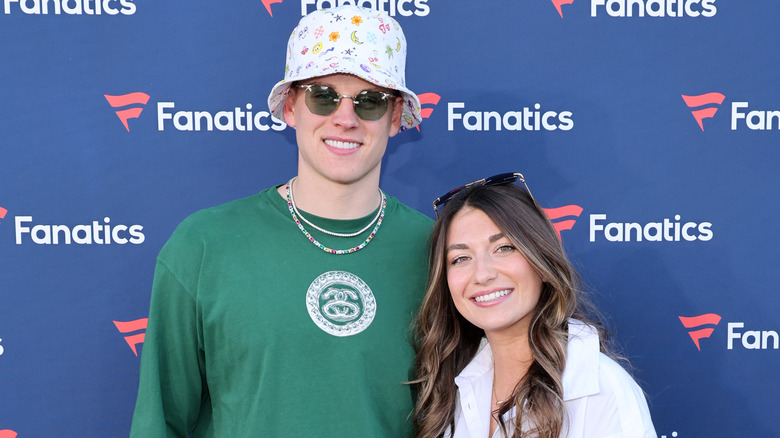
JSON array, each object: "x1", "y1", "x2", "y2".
[{"x1": 297, "y1": 84, "x2": 394, "y2": 121}]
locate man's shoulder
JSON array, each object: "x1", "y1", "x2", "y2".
[
  {"x1": 164, "y1": 188, "x2": 278, "y2": 244},
  {"x1": 386, "y1": 195, "x2": 434, "y2": 229},
  {"x1": 181, "y1": 188, "x2": 276, "y2": 227}
]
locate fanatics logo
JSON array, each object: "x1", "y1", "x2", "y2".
[
  {"x1": 417, "y1": 92, "x2": 441, "y2": 132},
  {"x1": 591, "y1": 0, "x2": 717, "y2": 17},
  {"x1": 551, "y1": 0, "x2": 575, "y2": 17},
  {"x1": 104, "y1": 92, "x2": 151, "y2": 132},
  {"x1": 261, "y1": 0, "x2": 283, "y2": 16},
  {"x1": 681, "y1": 92, "x2": 725, "y2": 131},
  {"x1": 114, "y1": 318, "x2": 148, "y2": 356},
  {"x1": 542, "y1": 205, "x2": 583, "y2": 240},
  {"x1": 299, "y1": 1, "x2": 431, "y2": 17},
  {"x1": 679, "y1": 313, "x2": 721, "y2": 350},
  {"x1": 549, "y1": 0, "x2": 717, "y2": 18},
  {"x1": 3, "y1": 0, "x2": 136, "y2": 15}
]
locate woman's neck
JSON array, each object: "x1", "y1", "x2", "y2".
[
  {"x1": 487, "y1": 331, "x2": 534, "y2": 437},
  {"x1": 489, "y1": 331, "x2": 534, "y2": 398}
]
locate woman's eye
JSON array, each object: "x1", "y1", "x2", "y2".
[
  {"x1": 450, "y1": 255, "x2": 469, "y2": 265},
  {"x1": 497, "y1": 244, "x2": 515, "y2": 253}
]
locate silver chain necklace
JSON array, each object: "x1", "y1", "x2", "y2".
[
  {"x1": 285, "y1": 177, "x2": 387, "y2": 255},
  {"x1": 288, "y1": 176, "x2": 383, "y2": 237}
]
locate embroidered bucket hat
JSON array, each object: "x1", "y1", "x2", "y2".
[{"x1": 267, "y1": 5, "x2": 422, "y2": 131}]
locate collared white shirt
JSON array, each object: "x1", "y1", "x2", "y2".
[{"x1": 448, "y1": 320, "x2": 657, "y2": 438}]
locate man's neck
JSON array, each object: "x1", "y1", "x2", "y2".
[{"x1": 276, "y1": 173, "x2": 382, "y2": 220}]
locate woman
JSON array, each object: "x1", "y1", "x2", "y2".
[{"x1": 413, "y1": 173, "x2": 656, "y2": 438}]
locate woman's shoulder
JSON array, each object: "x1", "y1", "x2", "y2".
[
  {"x1": 564, "y1": 319, "x2": 656, "y2": 437},
  {"x1": 590, "y1": 354, "x2": 656, "y2": 437}
]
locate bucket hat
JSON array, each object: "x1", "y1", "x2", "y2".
[{"x1": 267, "y1": 5, "x2": 422, "y2": 131}]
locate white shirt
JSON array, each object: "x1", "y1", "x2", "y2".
[{"x1": 448, "y1": 320, "x2": 657, "y2": 438}]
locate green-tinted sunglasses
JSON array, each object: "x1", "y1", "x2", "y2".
[{"x1": 297, "y1": 84, "x2": 394, "y2": 121}]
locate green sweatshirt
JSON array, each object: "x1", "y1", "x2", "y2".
[{"x1": 130, "y1": 187, "x2": 432, "y2": 437}]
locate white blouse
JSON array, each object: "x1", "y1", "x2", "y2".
[{"x1": 447, "y1": 320, "x2": 657, "y2": 438}]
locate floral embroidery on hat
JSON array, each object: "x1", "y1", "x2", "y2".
[{"x1": 267, "y1": 5, "x2": 422, "y2": 130}]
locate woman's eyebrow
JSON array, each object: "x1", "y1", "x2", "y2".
[
  {"x1": 489, "y1": 233, "x2": 505, "y2": 243},
  {"x1": 445, "y1": 243, "x2": 468, "y2": 253}
]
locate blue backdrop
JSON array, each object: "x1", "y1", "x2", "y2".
[{"x1": 1, "y1": 1, "x2": 778, "y2": 436}]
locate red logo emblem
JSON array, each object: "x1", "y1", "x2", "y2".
[
  {"x1": 0, "y1": 430, "x2": 18, "y2": 438},
  {"x1": 679, "y1": 313, "x2": 721, "y2": 350},
  {"x1": 681, "y1": 92, "x2": 726, "y2": 131},
  {"x1": 543, "y1": 205, "x2": 583, "y2": 240},
  {"x1": 551, "y1": 0, "x2": 575, "y2": 17},
  {"x1": 104, "y1": 92, "x2": 151, "y2": 132},
  {"x1": 261, "y1": 0, "x2": 283, "y2": 17},
  {"x1": 0, "y1": 206, "x2": 7, "y2": 226},
  {"x1": 114, "y1": 318, "x2": 148, "y2": 356},
  {"x1": 416, "y1": 92, "x2": 441, "y2": 132}
]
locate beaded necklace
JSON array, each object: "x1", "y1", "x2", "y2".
[{"x1": 285, "y1": 178, "x2": 387, "y2": 255}]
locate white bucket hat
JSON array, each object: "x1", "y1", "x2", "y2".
[{"x1": 267, "y1": 5, "x2": 422, "y2": 131}]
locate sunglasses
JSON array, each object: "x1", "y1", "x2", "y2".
[
  {"x1": 297, "y1": 84, "x2": 394, "y2": 121},
  {"x1": 432, "y1": 172, "x2": 539, "y2": 218}
]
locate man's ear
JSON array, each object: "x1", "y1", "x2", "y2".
[
  {"x1": 388, "y1": 95, "x2": 404, "y2": 138},
  {"x1": 282, "y1": 88, "x2": 298, "y2": 128}
]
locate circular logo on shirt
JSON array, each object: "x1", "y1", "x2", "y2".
[{"x1": 306, "y1": 270, "x2": 376, "y2": 337}]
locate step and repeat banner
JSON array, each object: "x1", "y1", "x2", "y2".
[{"x1": 1, "y1": 1, "x2": 778, "y2": 436}]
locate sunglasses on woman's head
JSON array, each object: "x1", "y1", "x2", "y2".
[
  {"x1": 432, "y1": 172, "x2": 539, "y2": 218},
  {"x1": 297, "y1": 84, "x2": 394, "y2": 121}
]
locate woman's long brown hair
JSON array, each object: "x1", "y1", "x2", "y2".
[{"x1": 412, "y1": 183, "x2": 610, "y2": 437}]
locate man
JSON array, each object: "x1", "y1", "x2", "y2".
[{"x1": 130, "y1": 5, "x2": 431, "y2": 437}]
